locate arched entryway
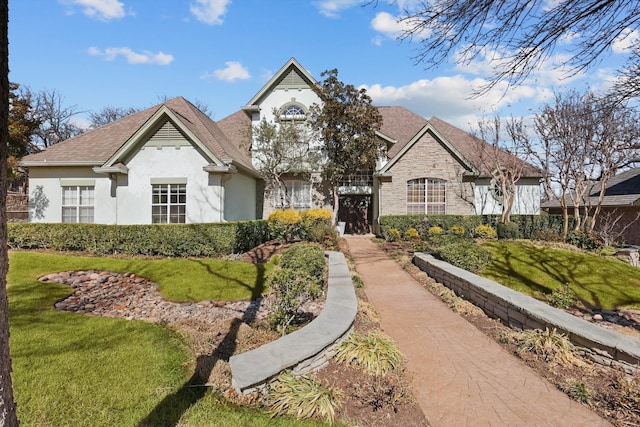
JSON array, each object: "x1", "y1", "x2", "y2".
[{"x1": 338, "y1": 195, "x2": 372, "y2": 235}]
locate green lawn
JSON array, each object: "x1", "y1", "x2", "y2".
[
  {"x1": 7, "y1": 250, "x2": 319, "y2": 427},
  {"x1": 480, "y1": 241, "x2": 640, "y2": 310}
]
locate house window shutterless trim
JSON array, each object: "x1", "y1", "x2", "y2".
[
  {"x1": 275, "y1": 180, "x2": 311, "y2": 210},
  {"x1": 407, "y1": 178, "x2": 446, "y2": 214},
  {"x1": 62, "y1": 185, "x2": 95, "y2": 223},
  {"x1": 152, "y1": 183, "x2": 186, "y2": 223}
]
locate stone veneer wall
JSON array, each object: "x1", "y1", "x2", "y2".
[
  {"x1": 379, "y1": 130, "x2": 475, "y2": 216},
  {"x1": 414, "y1": 252, "x2": 640, "y2": 372}
]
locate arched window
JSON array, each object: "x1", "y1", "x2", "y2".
[
  {"x1": 279, "y1": 103, "x2": 306, "y2": 121},
  {"x1": 407, "y1": 178, "x2": 446, "y2": 214}
]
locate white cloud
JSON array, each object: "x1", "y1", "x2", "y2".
[
  {"x1": 61, "y1": 0, "x2": 125, "y2": 21},
  {"x1": 362, "y1": 75, "x2": 539, "y2": 127},
  {"x1": 314, "y1": 0, "x2": 361, "y2": 18},
  {"x1": 87, "y1": 47, "x2": 174, "y2": 65},
  {"x1": 612, "y1": 28, "x2": 640, "y2": 53},
  {"x1": 371, "y1": 11, "x2": 429, "y2": 40},
  {"x1": 201, "y1": 61, "x2": 250, "y2": 82},
  {"x1": 190, "y1": 0, "x2": 230, "y2": 25}
]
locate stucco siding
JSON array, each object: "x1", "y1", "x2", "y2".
[
  {"x1": 379, "y1": 131, "x2": 475, "y2": 216},
  {"x1": 119, "y1": 145, "x2": 221, "y2": 224},
  {"x1": 224, "y1": 171, "x2": 258, "y2": 221},
  {"x1": 28, "y1": 166, "x2": 112, "y2": 223},
  {"x1": 474, "y1": 177, "x2": 541, "y2": 215}
]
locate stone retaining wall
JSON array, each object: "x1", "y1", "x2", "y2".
[
  {"x1": 229, "y1": 251, "x2": 357, "y2": 394},
  {"x1": 414, "y1": 252, "x2": 640, "y2": 372}
]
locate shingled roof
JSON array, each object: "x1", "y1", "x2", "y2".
[
  {"x1": 378, "y1": 106, "x2": 541, "y2": 177},
  {"x1": 21, "y1": 97, "x2": 257, "y2": 175},
  {"x1": 542, "y1": 167, "x2": 640, "y2": 208}
]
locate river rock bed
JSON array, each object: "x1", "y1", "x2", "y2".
[{"x1": 41, "y1": 270, "x2": 324, "y2": 324}]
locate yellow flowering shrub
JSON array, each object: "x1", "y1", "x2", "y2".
[
  {"x1": 428, "y1": 226, "x2": 444, "y2": 236},
  {"x1": 268, "y1": 209, "x2": 302, "y2": 243},
  {"x1": 404, "y1": 227, "x2": 421, "y2": 240},
  {"x1": 474, "y1": 224, "x2": 497, "y2": 239},
  {"x1": 449, "y1": 225, "x2": 465, "y2": 236}
]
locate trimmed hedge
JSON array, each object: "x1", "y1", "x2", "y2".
[
  {"x1": 8, "y1": 220, "x2": 270, "y2": 257},
  {"x1": 379, "y1": 214, "x2": 573, "y2": 241}
]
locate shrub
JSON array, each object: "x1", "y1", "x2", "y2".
[
  {"x1": 7, "y1": 221, "x2": 270, "y2": 257},
  {"x1": 266, "y1": 371, "x2": 343, "y2": 424},
  {"x1": 386, "y1": 228, "x2": 401, "y2": 242},
  {"x1": 267, "y1": 267, "x2": 322, "y2": 335},
  {"x1": 300, "y1": 208, "x2": 332, "y2": 228},
  {"x1": 600, "y1": 245, "x2": 618, "y2": 256},
  {"x1": 497, "y1": 222, "x2": 520, "y2": 239},
  {"x1": 474, "y1": 224, "x2": 497, "y2": 239},
  {"x1": 279, "y1": 243, "x2": 326, "y2": 281},
  {"x1": 334, "y1": 332, "x2": 403, "y2": 377},
  {"x1": 427, "y1": 226, "x2": 444, "y2": 236},
  {"x1": 566, "y1": 230, "x2": 603, "y2": 251},
  {"x1": 268, "y1": 209, "x2": 302, "y2": 243},
  {"x1": 449, "y1": 224, "x2": 465, "y2": 236},
  {"x1": 560, "y1": 379, "x2": 591, "y2": 404},
  {"x1": 436, "y1": 241, "x2": 492, "y2": 273},
  {"x1": 404, "y1": 227, "x2": 420, "y2": 240},
  {"x1": 549, "y1": 283, "x2": 576, "y2": 309},
  {"x1": 532, "y1": 227, "x2": 564, "y2": 242}
]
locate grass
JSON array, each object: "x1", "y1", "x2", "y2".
[
  {"x1": 480, "y1": 241, "x2": 640, "y2": 310},
  {"x1": 7, "y1": 250, "x2": 316, "y2": 427}
]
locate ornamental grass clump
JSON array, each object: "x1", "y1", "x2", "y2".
[
  {"x1": 334, "y1": 331, "x2": 403, "y2": 377},
  {"x1": 516, "y1": 328, "x2": 580, "y2": 366},
  {"x1": 266, "y1": 371, "x2": 343, "y2": 425}
]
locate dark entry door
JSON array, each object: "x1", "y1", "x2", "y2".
[{"x1": 338, "y1": 195, "x2": 372, "y2": 235}]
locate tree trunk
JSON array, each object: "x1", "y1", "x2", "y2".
[{"x1": 0, "y1": 0, "x2": 19, "y2": 424}]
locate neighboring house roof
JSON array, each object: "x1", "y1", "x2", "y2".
[
  {"x1": 21, "y1": 97, "x2": 259, "y2": 177},
  {"x1": 377, "y1": 107, "x2": 541, "y2": 178},
  {"x1": 542, "y1": 167, "x2": 640, "y2": 209}
]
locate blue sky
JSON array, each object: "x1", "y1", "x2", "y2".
[{"x1": 9, "y1": 0, "x2": 634, "y2": 130}]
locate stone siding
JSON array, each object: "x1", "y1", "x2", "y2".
[
  {"x1": 413, "y1": 252, "x2": 640, "y2": 372},
  {"x1": 380, "y1": 131, "x2": 474, "y2": 216}
]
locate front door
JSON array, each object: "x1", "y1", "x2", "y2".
[{"x1": 338, "y1": 195, "x2": 372, "y2": 235}]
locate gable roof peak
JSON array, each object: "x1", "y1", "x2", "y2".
[{"x1": 244, "y1": 58, "x2": 318, "y2": 109}]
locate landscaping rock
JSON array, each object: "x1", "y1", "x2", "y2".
[{"x1": 41, "y1": 270, "x2": 324, "y2": 324}]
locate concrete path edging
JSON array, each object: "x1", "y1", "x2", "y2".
[
  {"x1": 229, "y1": 251, "x2": 357, "y2": 394},
  {"x1": 414, "y1": 252, "x2": 640, "y2": 371}
]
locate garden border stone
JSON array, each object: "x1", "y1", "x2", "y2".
[
  {"x1": 414, "y1": 252, "x2": 640, "y2": 372},
  {"x1": 229, "y1": 251, "x2": 357, "y2": 394}
]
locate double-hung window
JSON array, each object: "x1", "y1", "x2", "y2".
[
  {"x1": 407, "y1": 178, "x2": 446, "y2": 214},
  {"x1": 152, "y1": 182, "x2": 186, "y2": 223},
  {"x1": 62, "y1": 185, "x2": 95, "y2": 223}
]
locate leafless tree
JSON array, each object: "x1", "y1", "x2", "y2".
[
  {"x1": 395, "y1": 0, "x2": 640, "y2": 98},
  {"x1": 475, "y1": 115, "x2": 530, "y2": 223},
  {"x1": 532, "y1": 90, "x2": 640, "y2": 237},
  {"x1": 534, "y1": 91, "x2": 593, "y2": 238},
  {"x1": 0, "y1": 0, "x2": 19, "y2": 424},
  {"x1": 586, "y1": 97, "x2": 640, "y2": 231},
  {"x1": 596, "y1": 209, "x2": 640, "y2": 246},
  {"x1": 25, "y1": 88, "x2": 85, "y2": 151},
  {"x1": 88, "y1": 106, "x2": 138, "y2": 128}
]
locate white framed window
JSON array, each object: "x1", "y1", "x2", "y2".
[
  {"x1": 275, "y1": 180, "x2": 311, "y2": 210},
  {"x1": 152, "y1": 183, "x2": 186, "y2": 223},
  {"x1": 279, "y1": 103, "x2": 306, "y2": 121},
  {"x1": 62, "y1": 186, "x2": 95, "y2": 223},
  {"x1": 407, "y1": 178, "x2": 446, "y2": 214}
]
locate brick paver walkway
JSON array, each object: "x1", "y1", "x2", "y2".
[{"x1": 344, "y1": 234, "x2": 612, "y2": 427}]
